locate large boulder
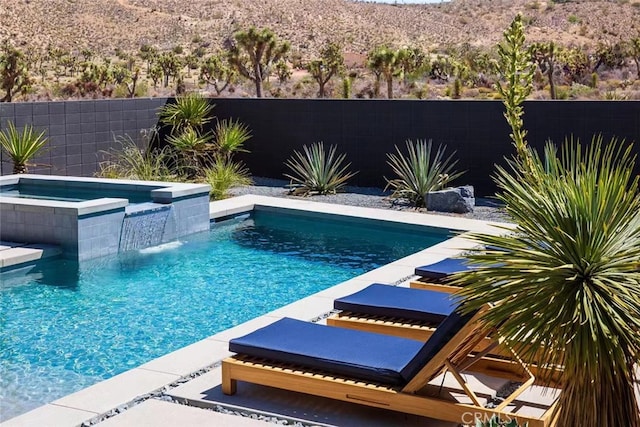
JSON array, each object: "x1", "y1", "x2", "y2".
[{"x1": 425, "y1": 186, "x2": 475, "y2": 213}]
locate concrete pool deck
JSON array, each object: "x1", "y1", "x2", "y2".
[{"x1": 2, "y1": 195, "x2": 528, "y2": 427}]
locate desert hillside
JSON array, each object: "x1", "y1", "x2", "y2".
[{"x1": 1, "y1": 0, "x2": 638, "y2": 58}]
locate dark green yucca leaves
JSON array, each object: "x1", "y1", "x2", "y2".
[
  {"x1": 385, "y1": 139, "x2": 464, "y2": 207},
  {"x1": 453, "y1": 136, "x2": 640, "y2": 427},
  {"x1": 214, "y1": 118, "x2": 252, "y2": 159},
  {"x1": 284, "y1": 142, "x2": 358, "y2": 196},
  {"x1": 166, "y1": 127, "x2": 213, "y2": 153},
  {"x1": 158, "y1": 93, "x2": 214, "y2": 133}
]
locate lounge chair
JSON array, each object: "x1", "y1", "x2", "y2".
[
  {"x1": 327, "y1": 283, "x2": 457, "y2": 341},
  {"x1": 327, "y1": 283, "x2": 557, "y2": 363},
  {"x1": 410, "y1": 257, "x2": 471, "y2": 292},
  {"x1": 222, "y1": 306, "x2": 560, "y2": 427}
]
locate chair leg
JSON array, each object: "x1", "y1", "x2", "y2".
[{"x1": 222, "y1": 364, "x2": 237, "y2": 395}]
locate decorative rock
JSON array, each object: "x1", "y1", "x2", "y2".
[{"x1": 425, "y1": 186, "x2": 475, "y2": 213}]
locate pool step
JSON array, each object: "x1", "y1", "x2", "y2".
[{"x1": 0, "y1": 241, "x2": 62, "y2": 269}]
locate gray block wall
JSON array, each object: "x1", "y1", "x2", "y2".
[
  {"x1": 0, "y1": 202, "x2": 126, "y2": 260},
  {"x1": 0, "y1": 98, "x2": 168, "y2": 176},
  {"x1": 172, "y1": 195, "x2": 212, "y2": 237}
]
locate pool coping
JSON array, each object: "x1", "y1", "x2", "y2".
[{"x1": 0, "y1": 194, "x2": 511, "y2": 427}]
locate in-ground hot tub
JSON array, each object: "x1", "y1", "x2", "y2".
[{"x1": 0, "y1": 175, "x2": 211, "y2": 260}]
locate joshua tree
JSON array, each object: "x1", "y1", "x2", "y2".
[
  {"x1": 529, "y1": 41, "x2": 558, "y2": 99},
  {"x1": 200, "y1": 53, "x2": 236, "y2": 95},
  {"x1": 138, "y1": 44, "x2": 158, "y2": 74},
  {"x1": 0, "y1": 41, "x2": 32, "y2": 102},
  {"x1": 395, "y1": 46, "x2": 427, "y2": 85},
  {"x1": 156, "y1": 52, "x2": 182, "y2": 88},
  {"x1": 367, "y1": 46, "x2": 402, "y2": 99},
  {"x1": 227, "y1": 27, "x2": 290, "y2": 97},
  {"x1": 307, "y1": 41, "x2": 344, "y2": 98},
  {"x1": 454, "y1": 15, "x2": 640, "y2": 427}
]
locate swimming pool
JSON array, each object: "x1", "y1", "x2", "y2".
[{"x1": 0, "y1": 209, "x2": 451, "y2": 421}]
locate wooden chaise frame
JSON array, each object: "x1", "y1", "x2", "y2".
[{"x1": 222, "y1": 306, "x2": 560, "y2": 427}]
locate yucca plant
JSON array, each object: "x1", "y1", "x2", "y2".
[
  {"x1": 158, "y1": 93, "x2": 214, "y2": 133},
  {"x1": 452, "y1": 137, "x2": 640, "y2": 427},
  {"x1": 166, "y1": 127, "x2": 214, "y2": 174},
  {"x1": 203, "y1": 156, "x2": 252, "y2": 200},
  {"x1": 0, "y1": 121, "x2": 48, "y2": 174},
  {"x1": 214, "y1": 118, "x2": 252, "y2": 159},
  {"x1": 385, "y1": 139, "x2": 464, "y2": 208},
  {"x1": 98, "y1": 135, "x2": 181, "y2": 181},
  {"x1": 166, "y1": 127, "x2": 213, "y2": 153},
  {"x1": 283, "y1": 142, "x2": 358, "y2": 196}
]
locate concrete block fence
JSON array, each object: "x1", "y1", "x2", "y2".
[
  {"x1": 1, "y1": 98, "x2": 639, "y2": 195},
  {"x1": 0, "y1": 98, "x2": 168, "y2": 177}
]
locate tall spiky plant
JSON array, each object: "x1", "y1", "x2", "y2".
[
  {"x1": 214, "y1": 118, "x2": 252, "y2": 160},
  {"x1": 284, "y1": 142, "x2": 357, "y2": 196},
  {"x1": 453, "y1": 138, "x2": 640, "y2": 426},
  {"x1": 158, "y1": 93, "x2": 214, "y2": 134},
  {"x1": 0, "y1": 121, "x2": 48, "y2": 174},
  {"x1": 385, "y1": 139, "x2": 464, "y2": 208},
  {"x1": 452, "y1": 14, "x2": 640, "y2": 427},
  {"x1": 495, "y1": 14, "x2": 535, "y2": 177}
]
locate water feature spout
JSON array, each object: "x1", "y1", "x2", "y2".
[{"x1": 119, "y1": 203, "x2": 174, "y2": 252}]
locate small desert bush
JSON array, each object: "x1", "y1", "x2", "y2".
[
  {"x1": 203, "y1": 157, "x2": 252, "y2": 200},
  {"x1": 98, "y1": 134, "x2": 181, "y2": 181}
]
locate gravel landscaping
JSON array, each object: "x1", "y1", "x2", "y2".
[{"x1": 230, "y1": 177, "x2": 510, "y2": 223}]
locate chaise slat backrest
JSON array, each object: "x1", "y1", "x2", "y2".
[{"x1": 402, "y1": 304, "x2": 492, "y2": 393}]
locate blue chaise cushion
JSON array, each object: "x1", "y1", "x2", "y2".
[
  {"x1": 229, "y1": 311, "x2": 476, "y2": 386},
  {"x1": 414, "y1": 258, "x2": 472, "y2": 279},
  {"x1": 334, "y1": 283, "x2": 455, "y2": 323},
  {"x1": 229, "y1": 317, "x2": 425, "y2": 385}
]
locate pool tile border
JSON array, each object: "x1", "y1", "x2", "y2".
[{"x1": 0, "y1": 195, "x2": 509, "y2": 426}]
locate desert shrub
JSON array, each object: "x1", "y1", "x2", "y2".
[
  {"x1": 555, "y1": 85, "x2": 570, "y2": 99},
  {"x1": 569, "y1": 83, "x2": 594, "y2": 98},
  {"x1": 98, "y1": 132, "x2": 181, "y2": 181},
  {"x1": 385, "y1": 139, "x2": 464, "y2": 208},
  {"x1": 203, "y1": 156, "x2": 251, "y2": 200},
  {"x1": 284, "y1": 142, "x2": 357, "y2": 196},
  {"x1": 113, "y1": 80, "x2": 149, "y2": 98}
]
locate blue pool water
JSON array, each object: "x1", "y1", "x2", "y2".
[
  {"x1": 0, "y1": 210, "x2": 451, "y2": 420},
  {"x1": 0, "y1": 183, "x2": 153, "y2": 203}
]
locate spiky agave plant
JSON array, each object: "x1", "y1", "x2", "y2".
[
  {"x1": 385, "y1": 139, "x2": 464, "y2": 207},
  {"x1": 283, "y1": 142, "x2": 357, "y2": 196},
  {"x1": 452, "y1": 137, "x2": 640, "y2": 427},
  {"x1": 158, "y1": 93, "x2": 214, "y2": 133},
  {"x1": 0, "y1": 121, "x2": 48, "y2": 174},
  {"x1": 214, "y1": 118, "x2": 252, "y2": 159}
]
